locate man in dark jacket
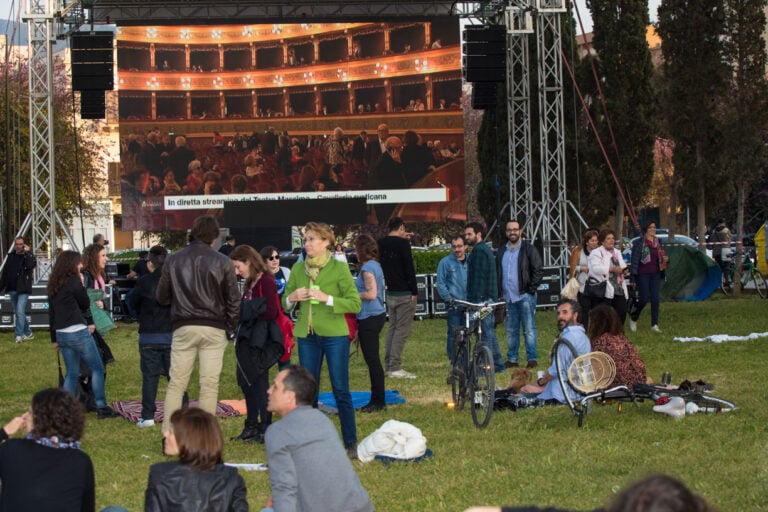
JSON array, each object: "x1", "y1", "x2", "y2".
[
  {"x1": 372, "y1": 136, "x2": 407, "y2": 224},
  {"x1": 157, "y1": 215, "x2": 240, "y2": 435},
  {"x1": 166, "y1": 136, "x2": 196, "y2": 185},
  {"x1": 496, "y1": 220, "x2": 543, "y2": 369},
  {"x1": 130, "y1": 245, "x2": 178, "y2": 428},
  {"x1": 378, "y1": 217, "x2": 418, "y2": 379},
  {"x1": 0, "y1": 237, "x2": 37, "y2": 343},
  {"x1": 464, "y1": 222, "x2": 504, "y2": 373}
]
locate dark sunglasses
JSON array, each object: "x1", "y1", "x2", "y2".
[{"x1": 267, "y1": 255, "x2": 280, "y2": 261}]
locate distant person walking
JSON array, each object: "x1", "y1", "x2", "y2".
[
  {"x1": 0, "y1": 237, "x2": 37, "y2": 343},
  {"x1": 629, "y1": 221, "x2": 668, "y2": 333}
]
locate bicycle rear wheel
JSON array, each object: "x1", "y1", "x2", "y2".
[
  {"x1": 470, "y1": 345, "x2": 495, "y2": 429},
  {"x1": 449, "y1": 328, "x2": 469, "y2": 410},
  {"x1": 751, "y1": 270, "x2": 767, "y2": 298}
]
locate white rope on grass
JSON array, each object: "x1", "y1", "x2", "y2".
[{"x1": 674, "y1": 332, "x2": 768, "y2": 343}]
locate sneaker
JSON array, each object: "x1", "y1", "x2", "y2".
[
  {"x1": 136, "y1": 419, "x2": 155, "y2": 428},
  {"x1": 504, "y1": 361, "x2": 519, "y2": 369},
  {"x1": 651, "y1": 325, "x2": 661, "y2": 333},
  {"x1": 629, "y1": 319, "x2": 637, "y2": 332},
  {"x1": 14, "y1": 336, "x2": 23, "y2": 343},
  {"x1": 387, "y1": 369, "x2": 416, "y2": 379},
  {"x1": 22, "y1": 333, "x2": 34, "y2": 341}
]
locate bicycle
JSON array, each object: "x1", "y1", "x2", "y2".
[
  {"x1": 552, "y1": 338, "x2": 737, "y2": 427},
  {"x1": 720, "y1": 250, "x2": 767, "y2": 298},
  {"x1": 447, "y1": 298, "x2": 505, "y2": 428}
]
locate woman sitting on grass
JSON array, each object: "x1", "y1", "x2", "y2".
[
  {"x1": 587, "y1": 305, "x2": 649, "y2": 389},
  {"x1": 146, "y1": 407, "x2": 248, "y2": 511},
  {"x1": 0, "y1": 388, "x2": 96, "y2": 511}
]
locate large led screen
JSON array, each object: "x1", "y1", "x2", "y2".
[{"x1": 117, "y1": 20, "x2": 466, "y2": 230}]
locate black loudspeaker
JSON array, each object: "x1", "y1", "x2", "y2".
[
  {"x1": 230, "y1": 227, "x2": 292, "y2": 253},
  {"x1": 463, "y1": 25, "x2": 506, "y2": 43},
  {"x1": 462, "y1": 25, "x2": 506, "y2": 83},
  {"x1": 80, "y1": 90, "x2": 106, "y2": 119},
  {"x1": 472, "y1": 82, "x2": 498, "y2": 110},
  {"x1": 71, "y1": 32, "x2": 114, "y2": 91},
  {"x1": 223, "y1": 198, "x2": 368, "y2": 228}
]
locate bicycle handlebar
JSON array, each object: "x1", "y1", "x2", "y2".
[{"x1": 452, "y1": 299, "x2": 506, "y2": 310}]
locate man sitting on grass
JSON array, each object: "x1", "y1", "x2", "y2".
[
  {"x1": 519, "y1": 298, "x2": 591, "y2": 404},
  {"x1": 263, "y1": 365, "x2": 373, "y2": 512}
]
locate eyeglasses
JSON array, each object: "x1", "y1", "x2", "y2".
[{"x1": 267, "y1": 255, "x2": 279, "y2": 261}]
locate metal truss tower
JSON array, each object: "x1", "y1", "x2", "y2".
[
  {"x1": 505, "y1": 0, "x2": 568, "y2": 268},
  {"x1": 23, "y1": 0, "x2": 57, "y2": 262}
]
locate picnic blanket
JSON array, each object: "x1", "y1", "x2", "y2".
[
  {"x1": 112, "y1": 400, "x2": 240, "y2": 423},
  {"x1": 318, "y1": 390, "x2": 406, "y2": 412}
]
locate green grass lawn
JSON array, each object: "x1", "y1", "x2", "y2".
[{"x1": 1, "y1": 295, "x2": 766, "y2": 511}]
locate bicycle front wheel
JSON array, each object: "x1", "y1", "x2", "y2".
[
  {"x1": 470, "y1": 345, "x2": 495, "y2": 429},
  {"x1": 450, "y1": 328, "x2": 469, "y2": 410},
  {"x1": 721, "y1": 262, "x2": 735, "y2": 295},
  {"x1": 751, "y1": 270, "x2": 767, "y2": 299}
]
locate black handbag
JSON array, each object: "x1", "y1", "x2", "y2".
[{"x1": 584, "y1": 279, "x2": 607, "y2": 298}]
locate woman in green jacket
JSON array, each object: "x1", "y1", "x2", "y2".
[{"x1": 284, "y1": 222, "x2": 361, "y2": 456}]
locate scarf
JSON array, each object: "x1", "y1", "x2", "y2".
[
  {"x1": 303, "y1": 251, "x2": 332, "y2": 333},
  {"x1": 640, "y1": 236, "x2": 660, "y2": 265},
  {"x1": 26, "y1": 432, "x2": 81, "y2": 450},
  {"x1": 304, "y1": 251, "x2": 332, "y2": 282}
]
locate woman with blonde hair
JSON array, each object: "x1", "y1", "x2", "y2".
[{"x1": 285, "y1": 222, "x2": 361, "y2": 456}]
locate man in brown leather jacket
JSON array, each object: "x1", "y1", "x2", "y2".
[{"x1": 157, "y1": 215, "x2": 240, "y2": 434}]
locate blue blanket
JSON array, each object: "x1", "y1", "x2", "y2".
[{"x1": 317, "y1": 390, "x2": 406, "y2": 410}]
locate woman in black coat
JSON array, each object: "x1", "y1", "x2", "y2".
[{"x1": 147, "y1": 408, "x2": 247, "y2": 512}]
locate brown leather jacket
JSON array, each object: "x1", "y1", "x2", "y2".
[{"x1": 156, "y1": 240, "x2": 240, "y2": 336}]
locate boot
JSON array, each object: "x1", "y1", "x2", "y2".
[{"x1": 231, "y1": 422, "x2": 260, "y2": 441}]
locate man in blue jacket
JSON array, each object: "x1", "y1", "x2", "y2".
[
  {"x1": 0, "y1": 237, "x2": 37, "y2": 343},
  {"x1": 436, "y1": 235, "x2": 468, "y2": 360}
]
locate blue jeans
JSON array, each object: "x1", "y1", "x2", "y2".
[
  {"x1": 445, "y1": 308, "x2": 463, "y2": 360},
  {"x1": 632, "y1": 272, "x2": 661, "y2": 326},
  {"x1": 57, "y1": 328, "x2": 107, "y2": 408},
  {"x1": 479, "y1": 313, "x2": 505, "y2": 373},
  {"x1": 505, "y1": 294, "x2": 538, "y2": 363},
  {"x1": 298, "y1": 333, "x2": 356, "y2": 447},
  {"x1": 9, "y1": 291, "x2": 31, "y2": 338}
]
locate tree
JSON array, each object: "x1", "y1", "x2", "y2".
[
  {"x1": 0, "y1": 53, "x2": 106, "y2": 246},
  {"x1": 720, "y1": 0, "x2": 768, "y2": 295},
  {"x1": 657, "y1": 0, "x2": 732, "y2": 247},
  {"x1": 584, "y1": 0, "x2": 657, "y2": 237}
]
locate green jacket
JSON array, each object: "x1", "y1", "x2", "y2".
[{"x1": 284, "y1": 258, "x2": 361, "y2": 337}]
